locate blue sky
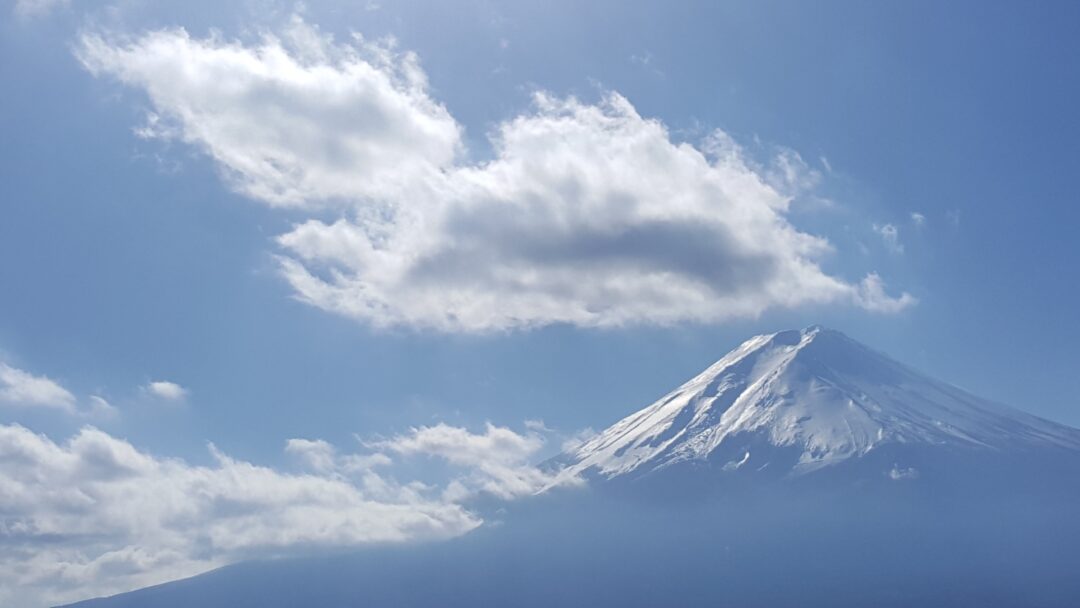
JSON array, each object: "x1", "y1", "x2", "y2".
[{"x1": 2, "y1": 1, "x2": 1080, "y2": 604}]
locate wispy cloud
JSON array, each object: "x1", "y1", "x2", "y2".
[
  {"x1": 873, "y1": 223, "x2": 904, "y2": 255},
  {"x1": 87, "y1": 395, "x2": 119, "y2": 417}
]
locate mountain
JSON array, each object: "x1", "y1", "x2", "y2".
[
  {"x1": 556, "y1": 325, "x2": 1080, "y2": 483},
  {"x1": 59, "y1": 327, "x2": 1080, "y2": 608}
]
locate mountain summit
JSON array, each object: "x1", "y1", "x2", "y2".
[{"x1": 559, "y1": 326, "x2": 1080, "y2": 481}]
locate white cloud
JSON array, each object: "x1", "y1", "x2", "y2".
[
  {"x1": 910, "y1": 212, "x2": 926, "y2": 227},
  {"x1": 374, "y1": 422, "x2": 543, "y2": 467},
  {"x1": 146, "y1": 380, "x2": 187, "y2": 401},
  {"x1": 873, "y1": 222, "x2": 904, "y2": 255},
  {"x1": 0, "y1": 363, "x2": 76, "y2": 412},
  {"x1": 371, "y1": 422, "x2": 575, "y2": 500},
  {"x1": 0, "y1": 423, "x2": 480, "y2": 607},
  {"x1": 285, "y1": 437, "x2": 392, "y2": 474},
  {"x1": 78, "y1": 18, "x2": 914, "y2": 332},
  {"x1": 280, "y1": 92, "x2": 915, "y2": 329}
]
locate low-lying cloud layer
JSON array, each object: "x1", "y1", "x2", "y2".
[
  {"x1": 0, "y1": 421, "x2": 564, "y2": 607},
  {"x1": 77, "y1": 18, "x2": 914, "y2": 331}
]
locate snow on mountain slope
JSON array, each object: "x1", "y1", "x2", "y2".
[{"x1": 560, "y1": 326, "x2": 1080, "y2": 480}]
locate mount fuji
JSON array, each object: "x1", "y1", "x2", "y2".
[
  {"x1": 555, "y1": 325, "x2": 1080, "y2": 485},
  {"x1": 61, "y1": 327, "x2": 1080, "y2": 608}
]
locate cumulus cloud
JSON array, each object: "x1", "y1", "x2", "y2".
[
  {"x1": 0, "y1": 423, "x2": 482, "y2": 607},
  {"x1": 0, "y1": 363, "x2": 76, "y2": 412},
  {"x1": 78, "y1": 18, "x2": 914, "y2": 331},
  {"x1": 910, "y1": 212, "x2": 926, "y2": 227},
  {"x1": 873, "y1": 222, "x2": 904, "y2": 255},
  {"x1": 146, "y1": 380, "x2": 187, "y2": 401}
]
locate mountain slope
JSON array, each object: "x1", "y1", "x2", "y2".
[{"x1": 558, "y1": 326, "x2": 1080, "y2": 481}]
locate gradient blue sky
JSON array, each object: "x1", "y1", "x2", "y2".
[{"x1": 2, "y1": 2, "x2": 1080, "y2": 602}]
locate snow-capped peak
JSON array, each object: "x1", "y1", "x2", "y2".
[{"x1": 559, "y1": 326, "x2": 1080, "y2": 480}]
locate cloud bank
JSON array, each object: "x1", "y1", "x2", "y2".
[
  {"x1": 0, "y1": 420, "x2": 566, "y2": 607},
  {"x1": 77, "y1": 18, "x2": 914, "y2": 331}
]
